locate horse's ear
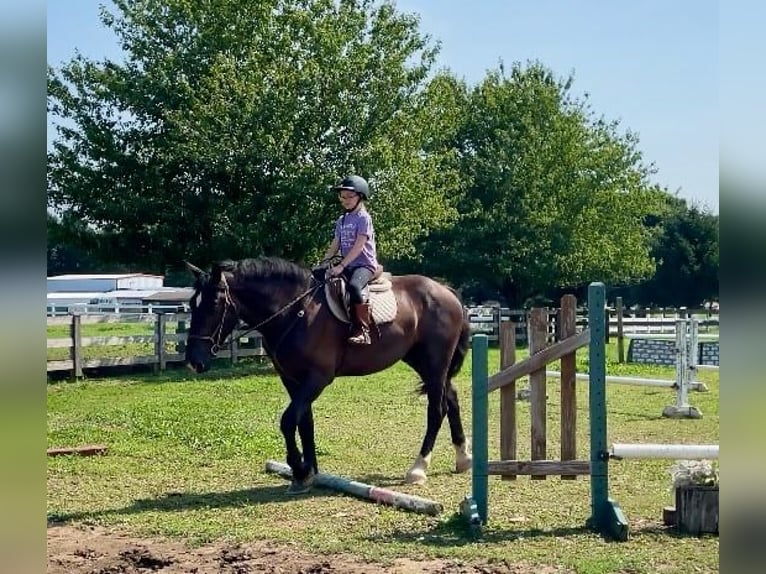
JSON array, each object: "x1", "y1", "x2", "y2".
[{"x1": 184, "y1": 261, "x2": 205, "y2": 279}]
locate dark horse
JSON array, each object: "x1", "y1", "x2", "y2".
[{"x1": 184, "y1": 257, "x2": 472, "y2": 492}]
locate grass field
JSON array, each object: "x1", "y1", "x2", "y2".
[{"x1": 47, "y1": 343, "x2": 719, "y2": 573}]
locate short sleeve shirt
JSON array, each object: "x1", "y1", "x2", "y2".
[{"x1": 334, "y1": 209, "x2": 378, "y2": 271}]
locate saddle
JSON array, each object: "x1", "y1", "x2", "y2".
[{"x1": 324, "y1": 265, "x2": 397, "y2": 325}]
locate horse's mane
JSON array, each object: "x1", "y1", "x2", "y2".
[{"x1": 217, "y1": 257, "x2": 310, "y2": 286}]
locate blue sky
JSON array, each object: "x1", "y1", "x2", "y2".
[{"x1": 47, "y1": 0, "x2": 719, "y2": 213}]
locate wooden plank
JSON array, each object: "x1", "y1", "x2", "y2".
[
  {"x1": 675, "y1": 486, "x2": 719, "y2": 535},
  {"x1": 499, "y1": 321, "x2": 517, "y2": 480},
  {"x1": 47, "y1": 316, "x2": 75, "y2": 326},
  {"x1": 487, "y1": 329, "x2": 590, "y2": 391},
  {"x1": 560, "y1": 294, "x2": 577, "y2": 479},
  {"x1": 78, "y1": 314, "x2": 159, "y2": 325},
  {"x1": 47, "y1": 360, "x2": 74, "y2": 371},
  {"x1": 488, "y1": 459, "x2": 591, "y2": 476},
  {"x1": 529, "y1": 308, "x2": 548, "y2": 480},
  {"x1": 47, "y1": 338, "x2": 73, "y2": 349},
  {"x1": 47, "y1": 445, "x2": 107, "y2": 457},
  {"x1": 81, "y1": 356, "x2": 157, "y2": 368},
  {"x1": 81, "y1": 335, "x2": 156, "y2": 346}
]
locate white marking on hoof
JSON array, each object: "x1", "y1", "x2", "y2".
[
  {"x1": 455, "y1": 442, "x2": 473, "y2": 473},
  {"x1": 405, "y1": 454, "x2": 431, "y2": 485}
]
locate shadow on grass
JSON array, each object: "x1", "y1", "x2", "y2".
[
  {"x1": 607, "y1": 409, "x2": 665, "y2": 422},
  {"x1": 368, "y1": 512, "x2": 597, "y2": 546},
  {"x1": 370, "y1": 514, "x2": 713, "y2": 547},
  {"x1": 47, "y1": 483, "x2": 338, "y2": 525},
  {"x1": 47, "y1": 356, "x2": 276, "y2": 385}
]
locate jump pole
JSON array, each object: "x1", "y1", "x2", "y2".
[
  {"x1": 611, "y1": 443, "x2": 719, "y2": 460},
  {"x1": 264, "y1": 460, "x2": 443, "y2": 516},
  {"x1": 543, "y1": 370, "x2": 708, "y2": 392}
]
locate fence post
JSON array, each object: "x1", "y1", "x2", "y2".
[
  {"x1": 176, "y1": 319, "x2": 186, "y2": 354},
  {"x1": 560, "y1": 294, "x2": 577, "y2": 480},
  {"x1": 156, "y1": 314, "x2": 167, "y2": 372},
  {"x1": 616, "y1": 297, "x2": 625, "y2": 363},
  {"x1": 71, "y1": 313, "x2": 82, "y2": 380},
  {"x1": 230, "y1": 327, "x2": 239, "y2": 365},
  {"x1": 529, "y1": 308, "x2": 548, "y2": 480},
  {"x1": 471, "y1": 334, "x2": 489, "y2": 524},
  {"x1": 499, "y1": 321, "x2": 517, "y2": 480}
]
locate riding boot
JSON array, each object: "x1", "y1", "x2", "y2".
[{"x1": 349, "y1": 303, "x2": 371, "y2": 345}]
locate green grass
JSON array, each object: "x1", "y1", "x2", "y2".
[{"x1": 47, "y1": 344, "x2": 719, "y2": 573}]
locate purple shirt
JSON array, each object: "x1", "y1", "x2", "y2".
[{"x1": 334, "y1": 209, "x2": 378, "y2": 271}]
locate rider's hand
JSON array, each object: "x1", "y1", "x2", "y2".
[{"x1": 326, "y1": 264, "x2": 344, "y2": 278}]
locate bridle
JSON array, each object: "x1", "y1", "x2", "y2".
[
  {"x1": 187, "y1": 273, "x2": 323, "y2": 356},
  {"x1": 187, "y1": 274, "x2": 239, "y2": 355}
]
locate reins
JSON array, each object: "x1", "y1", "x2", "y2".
[{"x1": 188, "y1": 273, "x2": 323, "y2": 356}]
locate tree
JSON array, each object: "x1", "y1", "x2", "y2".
[
  {"x1": 619, "y1": 197, "x2": 719, "y2": 307},
  {"x1": 47, "y1": 0, "x2": 460, "y2": 273},
  {"x1": 416, "y1": 63, "x2": 665, "y2": 306}
]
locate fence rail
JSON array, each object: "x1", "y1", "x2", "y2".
[
  {"x1": 466, "y1": 303, "x2": 719, "y2": 348},
  {"x1": 48, "y1": 302, "x2": 719, "y2": 378},
  {"x1": 47, "y1": 312, "x2": 265, "y2": 378}
]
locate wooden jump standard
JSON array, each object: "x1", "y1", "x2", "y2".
[{"x1": 467, "y1": 282, "x2": 629, "y2": 541}]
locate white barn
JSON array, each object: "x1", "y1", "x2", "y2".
[
  {"x1": 47, "y1": 273, "x2": 164, "y2": 293},
  {"x1": 46, "y1": 273, "x2": 192, "y2": 315}
]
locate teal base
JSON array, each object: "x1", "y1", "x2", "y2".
[{"x1": 588, "y1": 498, "x2": 630, "y2": 541}]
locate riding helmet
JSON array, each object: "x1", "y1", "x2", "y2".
[{"x1": 333, "y1": 175, "x2": 371, "y2": 200}]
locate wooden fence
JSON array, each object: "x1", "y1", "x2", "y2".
[
  {"x1": 46, "y1": 312, "x2": 264, "y2": 378},
  {"x1": 466, "y1": 300, "x2": 719, "y2": 349}
]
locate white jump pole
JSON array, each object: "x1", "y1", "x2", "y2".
[
  {"x1": 544, "y1": 371, "x2": 708, "y2": 392},
  {"x1": 264, "y1": 460, "x2": 443, "y2": 516},
  {"x1": 611, "y1": 443, "x2": 719, "y2": 460}
]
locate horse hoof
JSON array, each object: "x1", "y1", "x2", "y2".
[
  {"x1": 405, "y1": 468, "x2": 427, "y2": 485},
  {"x1": 287, "y1": 480, "x2": 312, "y2": 495},
  {"x1": 455, "y1": 454, "x2": 473, "y2": 474},
  {"x1": 286, "y1": 471, "x2": 315, "y2": 495}
]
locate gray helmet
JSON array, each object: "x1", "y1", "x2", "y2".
[{"x1": 333, "y1": 174, "x2": 371, "y2": 200}]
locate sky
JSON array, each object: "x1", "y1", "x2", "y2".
[{"x1": 47, "y1": 0, "x2": 720, "y2": 213}]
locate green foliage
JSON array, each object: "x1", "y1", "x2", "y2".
[
  {"x1": 416, "y1": 63, "x2": 664, "y2": 305},
  {"x1": 47, "y1": 2, "x2": 711, "y2": 306},
  {"x1": 617, "y1": 197, "x2": 719, "y2": 306},
  {"x1": 47, "y1": 0, "x2": 460, "y2": 272}
]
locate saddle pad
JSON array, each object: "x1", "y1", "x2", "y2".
[{"x1": 324, "y1": 280, "x2": 397, "y2": 324}]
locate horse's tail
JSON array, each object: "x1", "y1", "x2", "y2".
[
  {"x1": 448, "y1": 316, "x2": 471, "y2": 380},
  {"x1": 446, "y1": 286, "x2": 470, "y2": 380}
]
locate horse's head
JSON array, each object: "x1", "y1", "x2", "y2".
[{"x1": 184, "y1": 261, "x2": 240, "y2": 373}]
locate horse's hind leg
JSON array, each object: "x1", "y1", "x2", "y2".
[
  {"x1": 405, "y1": 381, "x2": 446, "y2": 485},
  {"x1": 446, "y1": 381, "x2": 472, "y2": 473},
  {"x1": 403, "y1": 345, "x2": 450, "y2": 485}
]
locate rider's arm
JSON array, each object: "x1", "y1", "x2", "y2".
[{"x1": 323, "y1": 237, "x2": 340, "y2": 262}]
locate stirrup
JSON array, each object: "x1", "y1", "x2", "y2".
[{"x1": 348, "y1": 329, "x2": 371, "y2": 345}]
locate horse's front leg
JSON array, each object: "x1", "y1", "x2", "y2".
[
  {"x1": 279, "y1": 378, "x2": 325, "y2": 494},
  {"x1": 298, "y1": 405, "x2": 318, "y2": 476}
]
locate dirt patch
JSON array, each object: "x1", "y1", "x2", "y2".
[{"x1": 47, "y1": 523, "x2": 567, "y2": 573}]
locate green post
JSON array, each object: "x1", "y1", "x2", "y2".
[
  {"x1": 587, "y1": 282, "x2": 629, "y2": 541},
  {"x1": 471, "y1": 334, "x2": 489, "y2": 524}
]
